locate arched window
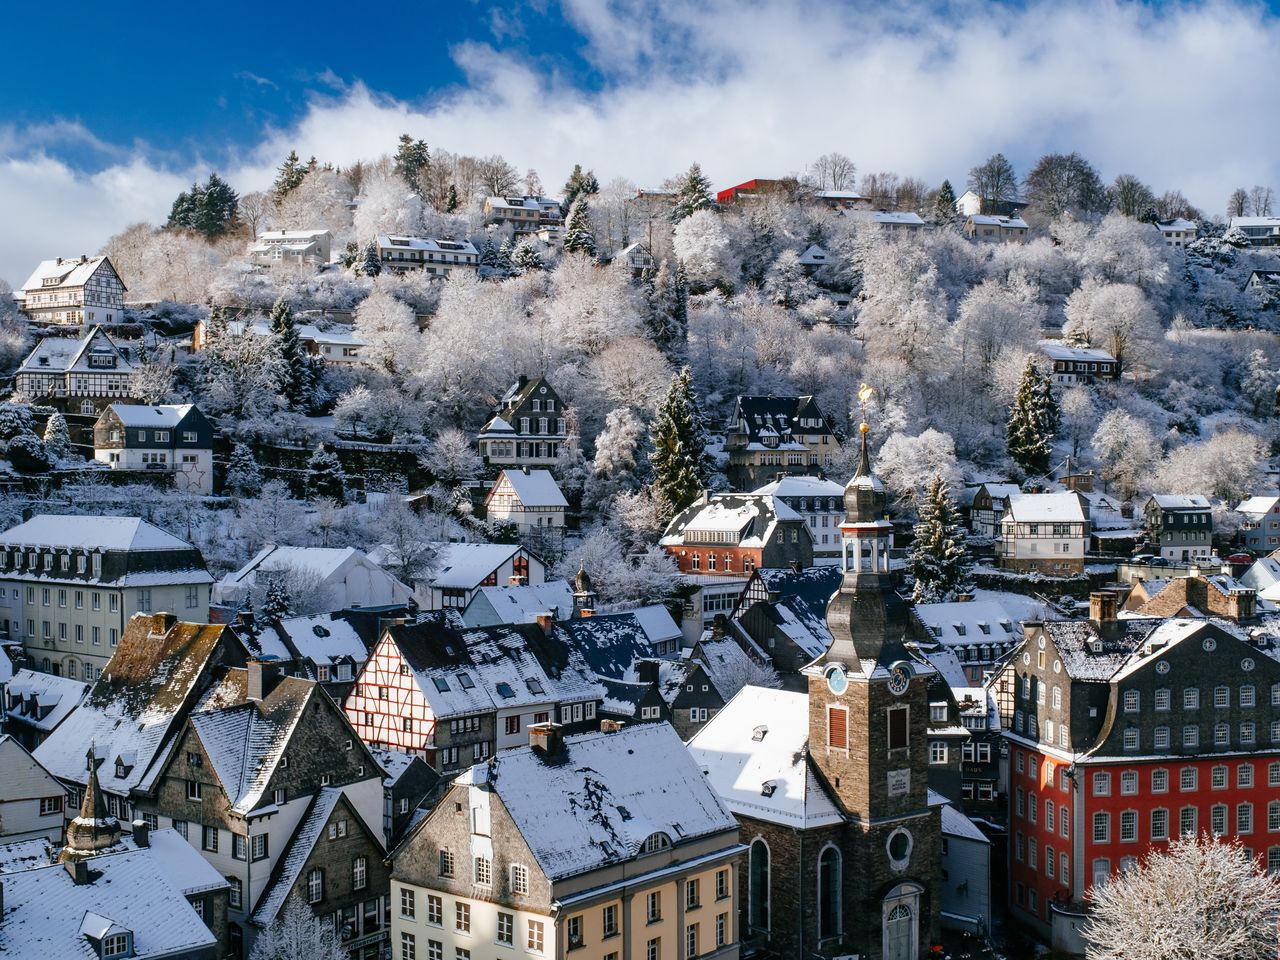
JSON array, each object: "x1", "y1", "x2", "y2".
[
  {"x1": 641, "y1": 832, "x2": 671, "y2": 854},
  {"x1": 818, "y1": 845, "x2": 841, "y2": 939},
  {"x1": 749, "y1": 839, "x2": 770, "y2": 931}
]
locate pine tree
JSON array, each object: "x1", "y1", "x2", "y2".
[
  {"x1": 649, "y1": 366, "x2": 712, "y2": 515},
  {"x1": 478, "y1": 236, "x2": 500, "y2": 272},
  {"x1": 445, "y1": 184, "x2": 460, "y2": 213},
  {"x1": 1007, "y1": 359, "x2": 1057, "y2": 476},
  {"x1": 644, "y1": 261, "x2": 684, "y2": 359},
  {"x1": 360, "y1": 242, "x2": 381, "y2": 278},
  {"x1": 166, "y1": 182, "x2": 202, "y2": 231},
  {"x1": 932, "y1": 179, "x2": 958, "y2": 226},
  {"x1": 262, "y1": 579, "x2": 291, "y2": 620},
  {"x1": 562, "y1": 197, "x2": 597, "y2": 257},
  {"x1": 195, "y1": 173, "x2": 239, "y2": 237},
  {"x1": 671, "y1": 261, "x2": 690, "y2": 345},
  {"x1": 393, "y1": 134, "x2": 430, "y2": 197},
  {"x1": 226, "y1": 442, "x2": 263, "y2": 497},
  {"x1": 269, "y1": 297, "x2": 309, "y2": 410},
  {"x1": 670, "y1": 163, "x2": 714, "y2": 223},
  {"x1": 909, "y1": 475, "x2": 974, "y2": 603},
  {"x1": 497, "y1": 237, "x2": 515, "y2": 276},
  {"x1": 42, "y1": 412, "x2": 70, "y2": 460},
  {"x1": 305, "y1": 447, "x2": 347, "y2": 503},
  {"x1": 273, "y1": 150, "x2": 307, "y2": 205},
  {"x1": 561, "y1": 163, "x2": 600, "y2": 216},
  {"x1": 511, "y1": 238, "x2": 544, "y2": 274}
]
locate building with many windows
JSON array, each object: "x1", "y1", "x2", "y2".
[
  {"x1": 390, "y1": 722, "x2": 742, "y2": 960},
  {"x1": 751, "y1": 474, "x2": 845, "y2": 561},
  {"x1": 661, "y1": 494, "x2": 814, "y2": 578},
  {"x1": 723, "y1": 395, "x2": 838, "y2": 490},
  {"x1": 414, "y1": 543, "x2": 546, "y2": 612},
  {"x1": 476, "y1": 375, "x2": 568, "y2": 469},
  {"x1": 13, "y1": 326, "x2": 141, "y2": 415},
  {"x1": 484, "y1": 468, "x2": 568, "y2": 533},
  {"x1": 995, "y1": 594, "x2": 1280, "y2": 953},
  {"x1": 93, "y1": 403, "x2": 216, "y2": 495},
  {"x1": 1235, "y1": 495, "x2": 1280, "y2": 553},
  {"x1": 0, "y1": 515, "x2": 214, "y2": 677},
  {"x1": 376, "y1": 234, "x2": 479, "y2": 276},
  {"x1": 999, "y1": 493, "x2": 1090, "y2": 576},
  {"x1": 248, "y1": 229, "x2": 332, "y2": 267},
  {"x1": 17, "y1": 255, "x2": 126, "y2": 325},
  {"x1": 1143, "y1": 494, "x2": 1213, "y2": 562}
]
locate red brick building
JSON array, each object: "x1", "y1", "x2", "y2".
[
  {"x1": 659, "y1": 493, "x2": 813, "y2": 577},
  {"x1": 995, "y1": 594, "x2": 1280, "y2": 953}
]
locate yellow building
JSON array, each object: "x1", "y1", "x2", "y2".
[{"x1": 390, "y1": 722, "x2": 742, "y2": 960}]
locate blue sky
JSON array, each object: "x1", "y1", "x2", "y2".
[{"x1": 4, "y1": 0, "x2": 1280, "y2": 284}]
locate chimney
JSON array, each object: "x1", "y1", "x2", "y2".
[
  {"x1": 600, "y1": 719, "x2": 624, "y2": 733},
  {"x1": 517, "y1": 374, "x2": 528, "y2": 390},
  {"x1": 65, "y1": 859, "x2": 90, "y2": 885},
  {"x1": 79, "y1": 254, "x2": 88, "y2": 264},
  {"x1": 131, "y1": 820, "x2": 150, "y2": 848},
  {"x1": 247, "y1": 659, "x2": 265, "y2": 702},
  {"x1": 1188, "y1": 563, "x2": 1201, "y2": 580},
  {"x1": 528, "y1": 721, "x2": 563, "y2": 757},
  {"x1": 1089, "y1": 591, "x2": 1118, "y2": 625},
  {"x1": 534, "y1": 612, "x2": 555, "y2": 635},
  {"x1": 635, "y1": 660, "x2": 659, "y2": 685},
  {"x1": 56, "y1": 257, "x2": 63, "y2": 266},
  {"x1": 521, "y1": 465, "x2": 530, "y2": 475},
  {"x1": 711, "y1": 613, "x2": 727, "y2": 638}
]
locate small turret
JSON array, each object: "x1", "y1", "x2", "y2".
[
  {"x1": 60, "y1": 744, "x2": 121, "y2": 860},
  {"x1": 572, "y1": 562, "x2": 596, "y2": 618}
]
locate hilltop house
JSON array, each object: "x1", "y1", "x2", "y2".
[
  {"x1": 192, "y1": 317, "x2": 368, "y2": 366},
  {"x1": 0, "y1": 514, "x2": 214, "y2": 677},
  {"x1": 724, "y1": 395, "x2": 838, "y2": 489},
  {"x1": 248, "y1": 229, "x2": 331, "y2": 267},
  {"x1": 18, "y1": 255, "x2": 126, "y2": 325},
  {"x1": 1154, "y1": 218, "x2": 1197, "y2": 249},
  {"x1": 476, "y1": 375, "x2": 568, "y2": 469},
  {"x1": 93, "y1": 403, "x2": 216, "y2": 495},
  {"x1": 13, "y1": 326, "x2": 140, "y2": 415},
  {"x1": 999, "y1": 493, "x2": 1090, "y2": 575},
  {"x1": 954, "y1": 190, "x2": 1028, "y2": 218},
  {"x1": 970, "y1": 482, "x2": 1022, "y2": 539},
  {"x1": 964, "y1": 214, "x2": 1028, "y2": 242},
  {"x1": 376, "y1": 234, "x2": 479, "y2": 277},
  {"x1": 1228, "y1": 216, "x2": 1280, "y2": 246},
  {"x1": 484, "y1": 468, "x2": 568, "y2": 532},
  {"x1": 603, "y1": 240, "x2": 655, "y2": 276},
  {"x1": 1143, "y1": 494, "x2": 1213, "y2": 562},
  {"x1": 1038, "y1": 341, "x2": 1120, "y2": 384},
  {"x1": 482, "y1": 196, "x2": 562, "y2": 233},
  {"x1": 661, "y1": 493, "x2": 814, "y2": 576}
]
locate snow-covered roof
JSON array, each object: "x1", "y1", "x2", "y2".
[
  {"x1": 377, "y1": 234, "x2": 478, "y2": 256},
  {"x1": 0, "y1": 847, "x2": 216, "y2": 958},
  {"x1": 1229, "y1": 216, "x2": 1280, "y2": 229},
  {"x1": 797, "y1": 244, "x2": 828, "y2": 266},
  {"x1": 243, "y1": 610, "x2": 377, "y2": 669},
  {"x1": 1004, "y1": 493, "x2": 1086, "y2": 524},
  {"x1": 752, "y1": 474, "x2": 845, "y2": 499},
  {"x1": 4, "y1": 669, "x2": 88, "y2": 733},
  {"x1": 477, "y1": 415, "x2": 515, "y2": 437},
  {"x1": 0, "y1": 514, "x2": 196, "y2": 552},
  {"x1": 103, "y1": 404, "x2": 197, "y2": 428},
  {"x1": 1037, "y1": 341, "x2": 1116, "y2": 363},
  {"x1": 0, "y1": 837, "x2": 55, "y2": 874},
  {"x1": 1149, "y1": 494, "x2": 1211, "y2": 510},
  {"x1": 223, "y1": 544, "x2": 387, "y2": 587},
  {"x1": 928, "y1": 789, "x2": 990, "y2": 843},
  {"x1": 225, "y1": 319, "x2": 367, "y2": 348},
  {"x1": 485, "y1": 196, "x2": 542, "y2": 211},
  {"x1": 632, "y1": 604, "x2": 682, "y2": 645},
  {"x1": 738, "y1": 566, "x2": 842, "y2": 658},
  {"x1": 1241, "y1": 556, "x2": 1280, "y2": 592},
  {"x1": 1236, "y1": 496, "x2": 1280, "y2": 518},
  {"x1": 429, "y1": 542, "x2": 525, "y2": 589},
  {"x1": 815, "y1": 190, "x2": 867, "y2": 200},
  {"x1": 968, "y1": 214, "x2": 1028, "y2": 228},
  {"x1": 557, "y1": 609, "x2": 678, "y2": 680},
  {"x1": 494, "y1": 468, "x2": 568, "y2": 509},
  {"x1": 20, "y1": 255, "x2": 113, "y2": 293},
  {"x1": 369, "y1": 747, "x2": 421, "y2": 787},
  {"x1": 254, "y1": 229, "x2": 330, "y2": 242},
  {"x1": 1155, "y1": 218, "x2": 1197, "y2": 232},
  {"x1": 694, "y1": 635, "x2": 758, "y2": 700},
  {"x1": 458, "y1": 724, "x2": 737, "y2": 880},
  {"x1": 688, "y1": 686, "x2": 843, "y2": 828},
  {"x1": 661, "y1": 494, "x2": 801, "y2": 548},
  {"x1": 913, "y1": 600, "x2": 1019, "y2": 646},
  {"x1": 462, "y1": 581, "x2": 575, "y2": 626},
  {"x1": 17, "y1": 326, "x2": 140, "y2": 378},
  {"x1": 863, "y1": 211, "x2": 925, "y2": 226}
]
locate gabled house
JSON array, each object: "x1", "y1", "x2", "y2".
[
  {"x1": 751, "y1": 473, "x2": 845, "y2": 560},
  {"x1": 214, "y1": 545, "x2": 412, "y2": 611},
  {"x1": 416, "y1": 542, "x2": 546, "y2": 611},
  {"x1": 0, "y1": 514, "x2": 215, "y2": 677},
  {"x1": 368, "y1": 747, "x2": 439, "y2": 848},
  {"x1": 484, "y1": 468, "x2": 568, "y2": 532},
  {"x1": 603, "y1": 240, "x2": 655, "y2": 276},
  {"x1": 856, "y1": 210, "x2": 926, "y2": 233},
  {"x1": 999, "y1": 493, "x2": 1089, "y2": 575},
  {"x1": 660, "y1": 493, "x2": 814, "y2": 577},
  {"x1": 376, "y1": 234, "x2": 479, "y2": 277},
  {"x1": 2, "y1": 668, "x2": 87, "y2": 749},
  {"x1": 18, "y1": 254, "x2": 126, "y2": 325},
  {"x1": 1143, "y1": 494, "x2": 1213, "y2": 562},
  {"x1": 389, "y1": 723, "x2": 742, "y2": 960},
  {"x1": 1037, "y1": 340, "x2": 1120, "y2": 384},
  {"x1": 192, "y1": 317, "x2": 368, "y2": 365},
  {"x1": 813, "y1": 190, "x2": 873, "y2": 210},
  {"x1": 93, "y1": 403, "x2": 216, "y2": 495},
  {"x1": 724, "y1": 395, "x2": 838, "y2": 489},
  {"x1": 482, "y1": 196, "x2": 555, "y2": 233},
  {"x1": 460, "y1": 580, "x2": 575, "y2": 627},
  {"x1": 964, "y1": 214, "x2": 1028, "y2": 242},
  {"x1": 1235, "y1": 495, "x2": 1280, "y2": 553},
  {"x1": 954, "y1": 190, "x2": 1028, "y2": 218},
  {"x1": 343, "y1": 616, "x2": 603, "y2": 772},
  {"x1": 1121, "y1": 571, "x2": 1256, "y2": 622},
  {"x1": 1154, "y1": 218, "x2": 1197, "y2": 249},
  {"x1": 248, "y1": 229, "x2": 331, "y2": 267},
  {"x1": 232, "y1": 607, "x2": 396, "y2": 699},
  {"x1": 970, "y1": 482, "x2": 1022, "y2": 539},
  {"x1": 1228, "y1": 216, "x2": 1280, "y2": 246},
  {"x1": 911, "y1": 599, "x2": 1023, "y2": 683},
  {"x1": 476, "y1": 375, "x2": 568, "y2": 469},
  {"x1": 0, "y1": 734, "x2": 66, "y2": 842},
  {"x1": 730, "y1": 565, "x2": 842, "y2": 676},
  {"x1": 13, "y1": 325, "x2": 140, "y2": 415}
]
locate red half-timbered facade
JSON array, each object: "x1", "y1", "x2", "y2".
[
  {"x1": 344, "y1": 615, "x2": 603, "y2": 774},
  {"x1": 996, "y1": 595, "x2": 1280, "y2": 951}
]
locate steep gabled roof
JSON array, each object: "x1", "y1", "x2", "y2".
[
  {"x1": 0, "y1": 515, "x2": 197, "y2": 553},
  {"x1": 16, "y1": 327, "x2": 139, "y2": 377},
  {"x1": 494, "y1": 469, "x2": 568, "y2": 508},
  {"x1": 661, "y1": 494, "x2": 802, "y2": 548},
  {"x1": 20, "y1": 256, "x2": 122, "y2": 293},
  {"x1": 429, "y1": 542, "x2": 526, "y2": 589}
]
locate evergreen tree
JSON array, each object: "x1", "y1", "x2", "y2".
[
  {"x1": 561, "y1": 163, "x2": 600, "y2": 216},
  {"x1": 42, "y1": 412, "x2": 70, "y2": 460},
  {"x1": 305, "y1": 447, "x2": 347, "y2": 503},
  {"x1": 1007, "y1": 359, "x2": 1057, "y2": 476},
  {"x1": 932, "y1": 179, "x2": 958, "y2": 226},
  {"x1": 167, "y1": 182, "x2": 202, "y2": 230},
  {"x1": 195, "y1": 173, "x2": 239, "y2": 237},
  {"x1": 360, "y1": 242, "x2": 382, "y2": 278},
  {"x1": 671, "y1": 261, "x2": 690, "y2": 345},
  {"x1": 226, "y1": 442, "x2": 263, "y2": 497},
  {"x1": 262, "y1": 579, "x2": 291, "y2": 620},
  {"x1": 478, "y1": 237, "x2": 500, "y2": 272},
  {"x1": 909, "y1": 475, "x2": 974, "y2": 603},
  {"x1": 273, "y1": 150, "x2": 307, "y2": 205},
  {"x1": 445, "y1": 184, "x2": 460, "y2": 213},
  {"x1": 739, "y1": 214, "x2": 777, "y2": 287},
  {"x1": 511, "y1": 238, "x2": 544, "y2": 274},
  {"x1": 644, "y1": 261, "x2": 684, "y2": 359},
  {"x1": 563, "y1": 197, "x2": 597, "y2": 257},
  {"x1": 670, "y1": 163, "x2": 714, "y2": 223},
  {"x1": 393, "y1": 134, "x2": 430, "y2": 197},
  {"x1": 649, "y1": 367, "x2": 712, "y2": 515},
  {"x1": 1241, "y1": 349, "x2": 1277, "y2": 416},
  {"x1": 497, "y1": 238, "x2": 515, "y2": 276},
  {"x1": 269, "y1": 297, "x2": 309, "y2": 410}
]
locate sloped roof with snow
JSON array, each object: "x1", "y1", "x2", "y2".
[
  {"x1": 752, "y1": 475, "x2": 845, "y2": 499},
  {"x1": 1037, "y1": 341, "x2": 1116, "y2": 363},
  {"x1": 1236, "y1": 496, "x2": 1280, "y2": 518},
  {"x1": 104, "y1": 404, "x2": 196, "y2": 428},
  {"x1": 661, "y1": 494, "x2": 801, "y2": 548},
  {"x1": 1241, "y1": 556, "x2": 1280, "y2": 592},
  {"x1": 494, "y1": 469, "x2": 568, "y2": 509},
  {"x1": 736, "y1": 566, "x2": 841, "y2": 656},
  {"x1": 798, "y1": 244, "x2": 828, "y2": 265},
  {"x1": 4, "y1": 669, "x2": 88, "y2": 733},
  {"x1": 0, "y1": 515, "x2": 195, "y2": 552},
  {"x1": 1149, "y1": 494, "x2": 1211, "y2": 510},
  {"x1": 224, "y1": 545, "x2": 360, "y2": 584},
  {"x1": 429, "y1": 542, "x2": 525, "y2": 589},
  {"x1": 688, "y1": 686, "x2": 843, "y2": 828},
  {"x1": 460, "y1": 723, "x2": 737, "y2": 881},
  {"x1": 1004, "y1": 493, "x2": 1086, "y2": 524},
  {"x1": 557, "y1": 611, "x2": 671, "y2": 681},
  {"x1": 16, "y1": 327, "x2": 139, "y2": 377},
  {"x1": 249, "y1": 611, "x2": 374, "y2": 666},
  {"x1": 1155, "y1": 218, "x2": 1197, "y2": 232},
  {"x1": 694, "y1": 635, "x2": 757, "y2": 699},
  {"x1": 912, "y1": 600, "x2": 1019, "y2": 647},
  {"x1": 968, "y1": 214, "x2": 1028, "y2": 228},
  {"x1": 864, "y1": 211, "x2": 925, "y2": 226},
  {"x1": 20, "y1": 256, "x2": 118, "y2": 293},
  {"x1": 462, "y1": 581, "x2": 575, "y2": 626},
  {"x1": 377, "y1": 234, "x2": 478, "y2": 255}
]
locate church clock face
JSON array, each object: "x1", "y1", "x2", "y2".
[
  {"x1": 825, "y1": 664, "x2": 849, "y2": 696},
  {"x1": 887, "y1": 663, "x2": 911, "y2": 696}
]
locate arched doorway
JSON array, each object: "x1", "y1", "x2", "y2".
[{"x1": 882, "y1": 882, "x2": 922, "y2": 960}]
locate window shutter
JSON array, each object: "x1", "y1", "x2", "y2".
[{"x1": 828, "y1": 706, "x2": 848, "y2": 749}]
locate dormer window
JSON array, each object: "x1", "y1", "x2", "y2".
[
  {"x1": 641, "y1": 832, "x2": 672, "y2": 854},
  {"x1": 102, "y1": 933, "x2": 132, "y2": 958}
]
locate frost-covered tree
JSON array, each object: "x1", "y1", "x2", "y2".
[
  {"x1": 554, "y1": 527, "x2": 683, "y2": 604},
  {"x1": 421, "y1": 428, "x2": 482, "y2": 484},
  {"x1": 1060, "y1": 386, "x2": 1097, "y2": 459},
  {"x1": 1007, "y1": 359, "x2": 1057, "y2": 476},
  {"x1": 42, "y1": 413, "x2": 71, "y2": 461},
  {"x1": 1062, "y1": 279, "x2": 1162, "y2": 372},
  {"x1": 649, "y1": 367, "x2": 712, "y2": 515},
  {"x1": 584, "y1": 407, "x2": 646, "y2": 514},
  {"x1": 1241, "y1": 349, "x2": 1277, "y2": 416},
  {"x1": 763, "y1": 249, "x2": 817, "y2": 309},
  {"x1": 250, "y1": 892, "x2": 348, "y2": 960},
  {"x1": 670, "y1": 163, "x2": 714, "y2": 223},
  {"x1": 931, "y1": 179, "x2": 958, "y2": 225},
  {"x1": 367, "y1": 497, "x2": 439, "y2": 585},
  {"x1": 262, "y1": 579, "x2": 291, "y2": 620},
  {"x1": 563, "y1": 197, "x2": 597, "y2": 258},
  {"x1": 856, "y1": 244, "x2": 948, "y2": 373},
  {"x1": 709, "y1": 655, "x2": 783, "y2": 701},
  {"x1": 1091, "y1": 409, "x2": 1159, "y2": 498},
  {"x1": 272, "y1": 151, "x2": 308, "y2": 205},
  {"x1": 1084, "y1": 836, "x2": 1280, "y2": 960},
  {"x1": 353, "y1": 287, "x2": 419, "y2": 379},
  {"x1": 354, "y1": 171, "x2": 423, "y2": 244},
  {"x1": 909, "y1": 475, "x2": 973, "y2": 603},
  {"x1": 199, "y1": 316, "x2": 286, "y2": 420},
  {"x1": 359, "y1": 242, "x2": 382, "y2": 278},
  {"x1": 876, "y1": 429, "x2": 962, "y2": 507},
  {"x1": 1154, "y1": 429, "x2": 1264, "y2": 505},
  {"x1": 305, "y1": 447, "x2": 346, "y2": 504},
  {"x1": 511, "y1": 238, "x2": 544, "y2": 274},
  {"x1": 673, "y1": 210, "x2": 737, "y2": 291},
  {"x1": 268, "y1": 297, "x2": 309, "y2": 410},
  {"x1": 226, "y1": 443, "x2": 263, "y2": 498},
  {"x1": 393, "y1": 134, "x2": 431, "y2": 197}
]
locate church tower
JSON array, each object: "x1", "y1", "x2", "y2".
[{"x1": 804, "y1": 415, "x2": 941, "y2": 960}]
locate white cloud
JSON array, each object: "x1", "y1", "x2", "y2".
[{"x1": 4, "y1": 0, "x2": 1280, "y2": 284}]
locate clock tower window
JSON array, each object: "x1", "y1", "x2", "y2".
[
  {"x1": 828, "y1": 706, "x2": 849, "y2": 750},
  {"x1": 887, "y1": 705, "x2": 909, "y2": 752}
]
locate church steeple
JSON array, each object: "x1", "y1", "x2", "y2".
[
  {"x1": 815, "y1": 410, "x2": 909, "y2": 675},
  {"x1": 61, "y1": 743, "x2": 121, "y2": 860}
]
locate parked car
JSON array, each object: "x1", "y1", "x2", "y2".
[{"x1": 1226, "y1": 553, "x2": 1253, "y2": 565}]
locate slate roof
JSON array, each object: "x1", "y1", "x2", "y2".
[
  {"x1": 1149, "y1": 494, "x2": 1211, "y2": 510},
  {"x1": 20, "y1": 256, "x2": 120, "y2": 293},
  {"x1": 458, "y1": 724, "x2": 737, "y2": 881},
  {"x1": 556, "y1": 608, "x2": 681, "y2": 680},
  {"x1": 0, "y1": 515, "x2": 196, "y2": 553},
  {"x1": 377, "y1": 234, "x2": 478, "y2": 256},
  {"x1": 1037, "y1": 341, "x2": 1116, "y2": 363},
  {"x1": 751, "y1": 475, "x2": 845, "y2": 499},
  {"x1": 4, "y1": 668, "x2": 88, "y2": 733},
  {"x1": 728, "y1": 395, "x2": 829, "y2": 449},
  {"x1": 912, "y1": 600, "x2": 1020, "y2": 647},
  {"x1": 462, "y1": 581, "x2": 575, "y2": 626},
  {"x1": 661, "y1": 495, "x2": 802, "y2": 549},
  {"x1": 693, "y1": 635, "x2": 758, "y2": 699},
  {"x1": 102, "y1": 404, "x2": 197, "y2": 428},
  {"x1": 16, "y1": 327, "x2": 138, "y2": 377},
  {"x1": 688, "y1": 686, "x2": 843, "y2": 828},
  {"x1": 245, "y1": 611, "x2": 377, "y2": 668},
  {"x1": 736, "y1": 566, "x2": 842, "y2": 657},
  {"x1": 1004, "y1": 493, "x2": 1086, "y2": 524},
  {"x1": 1041, "y1": 618, "x2": 1156, "y2": 681}
]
